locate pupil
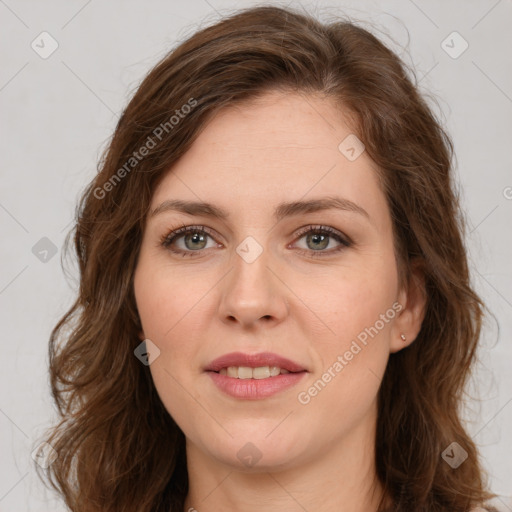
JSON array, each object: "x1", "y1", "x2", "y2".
[
  {"x1": 308, "y1": 233, "x2": 328, "y2": 250},
  {"x1": 186, "y1": 232, "x2": 206, "y2": 249}
]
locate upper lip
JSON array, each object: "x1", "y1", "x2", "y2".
[{"x1": 205, "y1": 352, "x2": 307, "y2": 373}]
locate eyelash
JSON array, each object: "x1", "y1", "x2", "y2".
[{"x1": 159, "y1": 224, "x2": 352, "y2": 258}]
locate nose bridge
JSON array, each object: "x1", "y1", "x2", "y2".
[{"x1": 219, "y1": 235, "x2": 287, "y2": 325}]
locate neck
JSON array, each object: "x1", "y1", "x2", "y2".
[{"x1": 183, "y1": 402, "x2": 387, "y2": 512}]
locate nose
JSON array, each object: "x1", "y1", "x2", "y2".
[{"x1": 218, "y1": 244, "x2": 289, "y2": 330}]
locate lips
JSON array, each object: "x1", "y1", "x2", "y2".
[{"x1": 204, "y1": 351, "x2": 307, "y2": 373}]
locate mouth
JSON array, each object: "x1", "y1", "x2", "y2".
[
  {"x1": 204, "y1": 351, "x2": 308, "y2": 399},
  {"x1": 204, "y1": 351, "x2": 308, "y2": 374},
  {"x1": 210, "y1": 366, "x2": 304, "y2": 379}
]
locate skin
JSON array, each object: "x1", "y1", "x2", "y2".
[{"x1": 133, "y1": 90, "x2": 426, "y2": 512}]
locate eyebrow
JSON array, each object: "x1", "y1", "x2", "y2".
[{"x1": 150, "y1": 196, "x2": 370, "y2": 222}]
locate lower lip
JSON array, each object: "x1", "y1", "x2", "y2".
[{"x1": 207, "y1": 371, "x2": 307, "y2": 399}]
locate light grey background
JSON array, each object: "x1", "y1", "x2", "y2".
[{"x1": 1, "y1": 0, "x2": 511, "y2": 510}]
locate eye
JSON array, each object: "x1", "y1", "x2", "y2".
[
  {"x1": 160, "y1": 225, "x2": 220, "y2": 257},
  {"x1": 160, "y1": 224, "x2": 352, "y2": 258},
  {"x1": 292, "y1": 225, "x2": 351, "y2": 257}
]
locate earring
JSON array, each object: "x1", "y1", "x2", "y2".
[{"x1": 400, "y1": 334, "x2": 406, "y2": 342}]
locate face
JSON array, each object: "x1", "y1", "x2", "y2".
[{"x1": 133, "y1": 90, "x2": 415, "y2": 472}]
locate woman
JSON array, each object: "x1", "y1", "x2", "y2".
[{"x1": 37, "y1": 5, "x2": 498, "y2": 511}]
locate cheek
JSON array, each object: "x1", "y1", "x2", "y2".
[
  {"x1": 133, "y1": 260, "x2": 212, "y2": 424},
  {"x1": 134, "y1": 259, "x2": 212, "y2": 344},
  {"x1": 297, "y1": 255, "x2": 398, "y2": 346},
  {"x1": 295, "y1": 305, "x2": 393, "y2": 441},
  {"x1": 293, "y1": 259, "x2": 397, "y2": 415}
]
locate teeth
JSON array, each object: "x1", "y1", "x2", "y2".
[
  {"x1": 218, "y1": 366, "x2": 291, "y2": 379},
  {"x1": 269, "y1": 366, "x2": 282, "y2": 377},
  {"x1": 227, "y1": 366, "x2": 238, "y2": 378},
  {"x1": 238, "y1": 366, "x2": 253, "y2": 379}
]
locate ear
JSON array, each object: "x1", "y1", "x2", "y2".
[
  {"x1": 390, "y1": 259, "x2": 427, "y2": 353},
  {"x1": 138, "y1": 329, "x2": 146, "y2": 341}
]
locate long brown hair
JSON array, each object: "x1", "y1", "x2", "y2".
[{"x1": 37, "y1": 5, "x2": 496, "y2": 511}]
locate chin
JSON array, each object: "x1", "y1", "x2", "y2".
[{"x1": 203, "y1": 431, "x2": 306, "y2": 472}]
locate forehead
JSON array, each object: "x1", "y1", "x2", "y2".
[
  {"x1": 150, "y1": 91, "x2": 388, "y2": 229},
  {"x1": 180, "y1": 90, "x2": 359, "y2": 167}
]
